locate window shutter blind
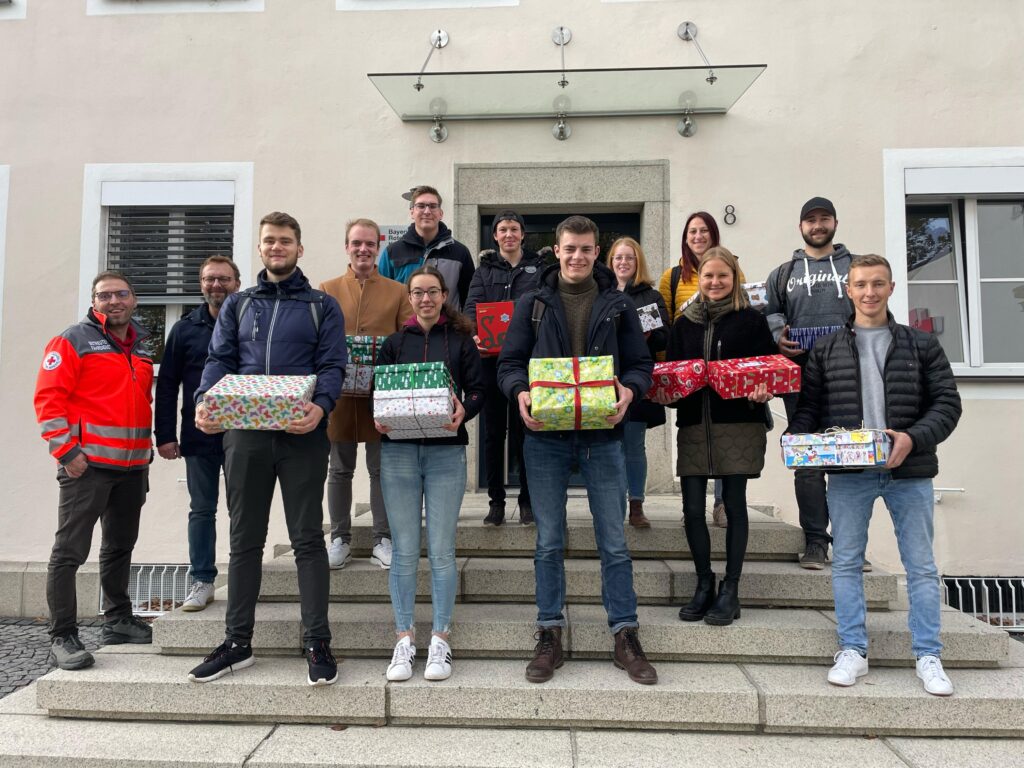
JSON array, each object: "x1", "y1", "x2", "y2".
[{"x1": 106, "y1": 205, "x2": 234, "y2": 297}]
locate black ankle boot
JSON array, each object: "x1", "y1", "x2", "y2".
[
  {"x1": 703, "y1": 579, "x2": 741, "y2": 626},
  {"x1": 678, "y1": 572, "x2": 716, "y2": 622}
]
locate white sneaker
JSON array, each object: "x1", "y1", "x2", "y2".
[
  {"x1": 370, "y1": 538, "x2": 393, "y2": 570},
  {"x1": 181, "y1": 581, "x2": 215, "y2": 612},
  {"x1": 386, "y1": 636, "x2": 416, "y2": 682},
  {"x1": 328, "y1": 539, "x2": 351, "y2": 569},
  {"x1": 827, "y1": 649, "x2": 869, "y2": 687},
  {"x1": 424, "y1": 635, "x2": 452, "y2": 681},
  {"x1": 916, "y1": 655, "x2": 954, "y2": 696}
]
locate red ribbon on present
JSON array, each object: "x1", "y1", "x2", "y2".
[{"x1": 529, "y1": 357, "x2": 614, "y2": 430}]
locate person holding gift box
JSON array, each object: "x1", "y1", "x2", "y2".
[
  {"x1": 498, "y1": 215, "x2": 657, "y2": 686},
  {"x1": 786, "y1": 254, "x2": 962, "y2": 696},
  {"x1": 464, "y1": 210, "x2": 544, "y2": 527},
  {"x1": 319, "y1": 218, "x2": 414, "y2": 571},
  {"x1": 374, "y1": 265, "x2": 485, "y2": 683},
  {"x1": 764, "y1": 196, "x2": 856, "y2": 570},
  {"x1": 654, "y1": 247, "x2": 775, "y2": 627},
  {"x1": 191, "y1": 212, "x2": 346, "y2": 687},
  {"x1": 607, "y1": 236, "x2": 670, "y2": 528}
]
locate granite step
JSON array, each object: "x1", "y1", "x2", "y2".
[
  {"x1": 257, "y1": 556, "x2": 899, "y2": 609},
  {"x1": 153, "y1": 599, "x2": 1009, "y2": 667},
  {"x1": 31, "y1": 649, "x2": 1024, "y2": 737}
]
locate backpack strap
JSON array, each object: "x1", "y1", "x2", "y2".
[
  {"x1": 776, "y1": 260, "x2": 795, "y2": 317},
  {"x1": 531, "y1": 298, "x2": 546, "y2": 337},
  {"x1": 669, "y1": 265, "x2": 681, "y2": 320},
  {"x1": 235, "y1": 288, "x2": 325, "y2": 333}
]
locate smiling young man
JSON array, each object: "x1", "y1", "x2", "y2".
[
  {"x1": 35, "y1": 272, "x2": 155, "y2": 670},
  {"x1": 497, "y1": 215, "x2": 656, "y2": 685},
  {"x1": 191, "y1": 212, "x2": 346, "y2": 687},
  {"x1": 786, "y1": 254, "x2": 962, "y2": 696},
  {"x1": 765, "y1": 196, "x2": 856, "y2": 570},
  {"x1": 377, "y1": 185, "x2": 475, "y2": 310},
  {"x1": 319, "y1": 218, "x2": 413, "y2": 570}
]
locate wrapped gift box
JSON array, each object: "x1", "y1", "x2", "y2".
[
  {"x1": 646, "y1": 359, "x2": 707, "y2": 400},
  {"x1": 347, "y1": 335, "x2": 388, "y2": 365},
  {"x1": 528, "y1": 356, "x2": 617, "y2": 431},
  {"x1": 373, "y1": 361, "x2": 454, "y2": 438},
  {"x1": 708, "y1": 354, "x2": 801, "y2": 399},
  {"x1": 637, "y1": 302, "x2": 664, "y2": 332},
  {"x1": 789, "y1": 325, "x2": 842, "y2": 351},
  {"x1": 203, "y1": 374, "x2": 316, "y2": 430},
  {"x1": 476, "y1": 301, "x2": 515, "y2": 357},
  {"x1": 782, "y1": 429, "x2": 890, "y2": 468},
  {"x1": 743, "y1": 282, "x2": 768, "y2": 310},
  {"x1": 341, "y1": 364, "x2": 375, "y2": 396},
  {"x1": 342, "y1": 335, "x2": 389, "y2": 396}
]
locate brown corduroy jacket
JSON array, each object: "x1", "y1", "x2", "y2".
[{"x1": 319, "y1": 267, "x2": 414, "y2": 443}]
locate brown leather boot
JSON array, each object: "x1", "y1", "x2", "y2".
[
  {"x1": 613, "y1": 627, "x2": 658, "y2": 685},
  {"x1": 628, "y1": 499, "x2": 651, "y2": 528},
  {"x1": 525, "y1": 627, "x2": 563, "y2": 683}
]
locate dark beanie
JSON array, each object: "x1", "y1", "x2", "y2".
[{"x1": 491, "y1": 210, "x2": 526, "y2": 236}]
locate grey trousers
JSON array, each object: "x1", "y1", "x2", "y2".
[
  {"x1": 326, "y1": 440, "x2": 389, "y2": 545},
  {"x1": 223, "y1": 429, "x2": 331, "y2": 646}
]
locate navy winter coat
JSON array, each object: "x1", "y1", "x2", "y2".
[
  {"x1": 496, "y1": 262, "x2": 653, "y2": 444},
  {"x1": 196, "y1": 268, "x2": 347, "y2": 420},
  {"x1": 155, "y1": 304, "x2": 222, "y2": 456}
]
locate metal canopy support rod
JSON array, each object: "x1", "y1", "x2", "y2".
[
  {"x1": 678, "y1": 22, "x2": 717, "y2": 85},
  {"x1": 414, "y1": 29, "x2": 450, "y2": 92},
  {"x1": 552, "y1": 26, "x2": 571, "y2": 88}
]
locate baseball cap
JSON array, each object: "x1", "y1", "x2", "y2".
[{"x1": 800, "y1": 196, "x2": 837, "y2": 220}]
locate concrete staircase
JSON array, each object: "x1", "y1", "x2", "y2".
[{"x1": 4, "y1": 494, "x2": 1023, "y2": 767}]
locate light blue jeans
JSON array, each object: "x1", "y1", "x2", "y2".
[
  {"x1": 827, "y1": 472, "x2": 942, "y2": 658},
  {"x1": 380, "y1": 441, "x2": 466, "y2": 635},
  {"x1": 622, "y1": 420, "x2": 648, "y2": 501}
]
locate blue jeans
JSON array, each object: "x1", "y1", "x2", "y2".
[
  {"x1": 828, "y1": 472, "x2": 942, "y2": 658},
  {"x1": 380, "y1": 442, "x2": 466, "y2": 635},
  {"x1": 185, "y1": 454, "x2": 223, "y2": 583},
  {"x1": 622, "y1": 421, "x2": 647, "y2": 502},
  {"x1": 523, "y1": 434, "x2": 638, "y2": 634}
]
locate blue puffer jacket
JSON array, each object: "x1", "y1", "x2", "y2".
[
  {"x1": 155, "y1": 304, "x2": 223, "y2": 456},
  {"x1": 196, "y1": 268, "x2": 347, "y2": 420},
  {"x1": 496, "y1": 261, "x2": 653, "y2": 443}
]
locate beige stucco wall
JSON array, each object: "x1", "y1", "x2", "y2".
[{"x1": 0, "y1": 1, "x2": 1022, "y2": 575}]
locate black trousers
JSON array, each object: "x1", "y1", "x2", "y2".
[
  {"x1": 783, "y1": 392, "x2": 831, "y2": 546},
  {"x1": 47, "y1": 466, "x2": 147, "y2": 639},
  {"x1": 681, "y1": 475, "x2": 749, "y2": 582},
  {"x1": 481, "y1": 360, "x2": 530, "y2": 506},
  {"x1": 223, "y1": 429, "x2": 331, "y2": 646}
]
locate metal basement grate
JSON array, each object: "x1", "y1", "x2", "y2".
[
  {"x1": 98, "y1": 563, "x2": 192, "y2": 617},
  {"x1": 943, "y1": 576, "x2": 1024, "y2": 633}
]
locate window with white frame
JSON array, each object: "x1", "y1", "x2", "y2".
[
  {"x1": 884, "y1": 149, "x2": 1024, "y2": 377},
  {"x1": 81, "y1": 164, "x2": 254, "y2": 365},
  {"x1": 0, "y1": 1, "x2": 28, "y2": 22},
  {"x1": 86, "y1": 0, "x2": 264, "y2": 16},
  {"x1": 335, "y1": 0, "x2": 516, "y2": 10}
]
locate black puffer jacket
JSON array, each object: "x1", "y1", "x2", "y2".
[
  {"x1": 464, "y1": 249, "x2": 545, "y2": 323},
  {"x1": 497, "y1": 262, "x2": 653, "y2": 444},
  {"x1": 624, "y1": 281, "x2": 669, "y2": 428},
  {"x1": 787, "y1": 314, "x2": 962, "y2": 479},
  {"x1": 376, "y1": 314, "x2": 486, "y2": 446}
]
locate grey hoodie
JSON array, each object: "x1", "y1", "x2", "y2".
[{"x1": 764, "y1": 244, "x2": 854, "y2": 342}]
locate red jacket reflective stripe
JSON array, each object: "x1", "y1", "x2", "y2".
[{"x1": 34, "y1": 310, "x2": 154, "y2": 471}]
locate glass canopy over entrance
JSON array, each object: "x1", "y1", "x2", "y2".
[{"x1": 368, "y1": 65, "x2": 767, "y2": 122}]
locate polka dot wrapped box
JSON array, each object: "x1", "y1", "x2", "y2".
[
  {"x1": 708, "y1": 354, "x2": 801, "y2": 400},
  {"x1": 782, "y1": 429, "x2": 891, "y2": 468},
  {"x1": 646, "y1": 359, "x2": 707, "y2": 400},
  {"x1": 203, "y1": 374, "x2": 317, "y2": 431},
  {"x1": 373, "y1": 361, "x2": 454, "y2": 439},
  {"x1": 342, "y1": 335, "x2": 388, "y2": 397},
  {"x1": 528, "y1": 356, "x2": 617, "y2": 431}
]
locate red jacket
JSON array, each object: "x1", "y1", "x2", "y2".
[{"x1": 34, "y1": 309, "x2": 154, "y2": 471}]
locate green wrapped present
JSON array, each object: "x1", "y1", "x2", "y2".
[
  {"x1": 346, "y1": 335, "x2": 388, "y2": 365},
  {"x1": 373, "y1": 361, "x2": 454, "y2": 438},
  {"x1": 528, "y1": 356, "x2": 617, "y2": 431}
]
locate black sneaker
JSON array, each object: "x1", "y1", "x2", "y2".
[
  {"x1": 188, "y1": 641, "x2": 254, "y2": 683},
  {"x1": 49, "y1": 633, "x2": 95, "y2": 671},
  {"x1": 101, "y1": 615, "x2": 153, "y2": 645},
  {"x1": 306, "y1": 640, "x2": 339, "y2": 686},
  {"x1": 483, "y1": 501, "x2": 505, "y2": 527},
  {"x1": 519, "y1": 502, "x2": 534, "y2": 526},
  {"x1": 799, "y1": 542, "x2": 829, "y2": 570}
]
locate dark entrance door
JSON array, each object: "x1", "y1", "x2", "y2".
[{"x1": 476, "y1": 210, "x2": 642, "y2": 491}]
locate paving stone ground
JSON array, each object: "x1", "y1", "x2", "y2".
[{"x1": 0, "y1": 617, "x2": 106, "y2": 698}]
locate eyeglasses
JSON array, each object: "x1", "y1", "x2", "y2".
[
  {"x1": 93, "y1": 289, "x2": 133, "y2": 302},
  {"x1": 201, "y1": 276, "x2": 235, "y2": 285},
  {"x1": 412, "y1": 203, "x2": 440, "y2": 212},
  {"x1": 410, "y1": 288, "x2": 443, "y2": 300}
]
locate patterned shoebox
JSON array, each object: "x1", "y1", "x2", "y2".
[
  {"x1": 373, "y1": 361, "x2": 454, "y2": 438},
  {"x1": 342, "y1": 335, "x2": 389, "y2": 396},
  {"x1": 743, "y1": 282, "x2": 768, "y2": 310},
  {"x1": 781, "y1": 429, "x2": 890, "y2": 468},
  {"x1": 637, "y1": 302, "x2": 664, "y2": 332},
  {"x1": 708, "y1": 355, "x2": 801, "y2": 399},
  {"x1": 203, "y1": 374, "x2": 317, "y2": 430},
  {"x1": 646, "y1": 359, "x2": 707, "y2": 400},
  {"x1": 528, "y1": 356, "x2": 617, "y2": 431}
]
